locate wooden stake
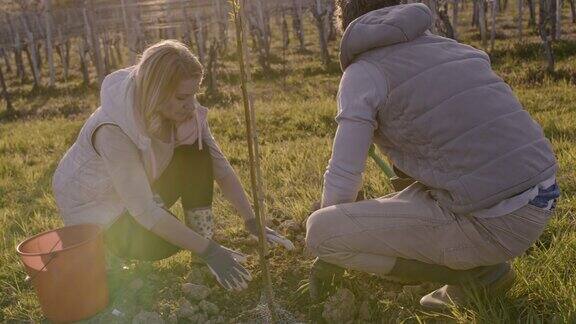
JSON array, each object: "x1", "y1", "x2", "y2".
[
  {"x1": 453, "y1": 0, "x2": 460, "y2": 40},
  {"x1": 232, "y1": 1, "x2": 277, "y2": 322},
  {"x1": 556, "y1": 0, "x2": 562, "y2": 39},
  {"x1": 85, "y1": 0, "x2": 105, "y2": 86},
  {"x1": 43, "y1": 0, "x2": 56, "y2": 87},
  {"x1": 20, "y1": 13, "x2": 41, "y2": 88},
  {"x1": 0, "y1": 61, "x2": 14, "y2": 116},
  {"x1": 518, "y1": 0, "x2": 524, "y2": 41},
  {"x1": 490, "y1": 0, "x2": 498, "y2": 52},
  {"x1": 312, "y1": 0, "x2": 331, "y2": 68},
  {"x1": 478, "y1": 0, "x2": 488, "y2": 48}
]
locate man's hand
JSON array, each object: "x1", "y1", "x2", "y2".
[
  {"x1": 199, "y1": 241, "x2": 252, "y2": 291},
  {"x1": 245, "y1": 218, "x2": 295, "y2": 250}
]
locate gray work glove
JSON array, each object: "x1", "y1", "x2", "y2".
[
  {"x1": 199, "y1": 240, "x2": 252, "y2": 291},
  {"x1": 245, "y1": 218, "x2": 295, "y2": 250}
]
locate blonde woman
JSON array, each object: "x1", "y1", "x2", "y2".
[{"x1": 52, "y1": 40, "x2": 292, "y2": 291}]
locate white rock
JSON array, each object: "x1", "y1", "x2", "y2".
[{"x1": 322, "y1": 288, "x2": 356, "y2": 323}]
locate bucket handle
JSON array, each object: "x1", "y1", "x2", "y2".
[{"x1": 24, "y1": 238, "x2": 62, "y2": 283}]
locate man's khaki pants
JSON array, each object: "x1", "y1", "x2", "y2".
[{"x1": 306, "y1": 183, "x2": 553, "y2": 274}]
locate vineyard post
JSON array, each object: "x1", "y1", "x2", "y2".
[
  {"x1": 555, "y1": 0, "x2": 562, "y2": 39},
  {"x1": 43, "y1": 0, "x2": 55, "y2": 87},
  {"x1": 0, "y1": 58, "x2": 14, "y2": 116},
  {"x1": 85, "y1": 0, "x2": 104, "y2": 86},
  {"x1": 518, "y1": 0, "x2": 523, "y2": 41},
  {"x1": 490, "y1": 0, "x2": 498, "y2": 52},
  {"x1": 453, "y1": 0, "x2": 460, "y2": 40},
  {"x1": 20, "y1": 13, "x2": 41, "y2": 88}
]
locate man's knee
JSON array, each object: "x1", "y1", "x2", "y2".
[{"x1": 305, "y1": 207, "x2": 339, "y2": 257}]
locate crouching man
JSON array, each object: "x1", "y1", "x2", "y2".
[{"x1": 305, "y1": 0, "x2": 559, "y2": 310}]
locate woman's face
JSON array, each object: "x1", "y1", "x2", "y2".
[{"x1": 160, "y1": 78, "x2": 202, "y2": 124}]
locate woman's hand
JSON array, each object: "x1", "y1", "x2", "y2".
[
  {"x1": 199, "y1": 240, "x2": 252, "y2": 291},
  {"x1": 244, "y1": 218, "x2": 295, "y2": 250}
]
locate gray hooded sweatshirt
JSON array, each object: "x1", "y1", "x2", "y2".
[{"x1": 322, "y1": 4, "x2": 557, "y2": 214}]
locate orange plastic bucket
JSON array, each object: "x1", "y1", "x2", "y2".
[{"x1": 17, "y1": 224, "x2": 109, "y2": 323}]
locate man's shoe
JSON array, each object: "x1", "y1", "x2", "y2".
[
  {"x1": 420, "y1": 262, "x2": 516, "y2": 310},
  {"x1": 309, "y1": 258, "x2": 345, "y2": 302}
]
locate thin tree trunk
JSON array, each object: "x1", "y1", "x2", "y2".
[
  {"x1": 14, "y1": 32, "x2": 26, "y2": 84},
  {"x1": 569, "y1": 0, "x2": 576, "y2": 23},
  {"x1": 490, "y1": 0, "x2": 498, "y2": 52},
  {"x1": 121, "y1": 0, "x2": 136, "y2": 64},
  {"x1": 539, "y1": 0, "x2": 555, "y2": 72},
  {"x1": 282, "y1": 7, "x2": 290, "y2": 50},
  {"x1": 550, "y1": 0, "x2": 558, "y2": 40},
  {"x1": 84, "y1": 0, "x2": 104, "y2": 86},
  {"x1": 292, "y1": 0, "x2": 306, "y2": 52},
  {"x1": 43, "y1": 0, "x2": 55, "y2": 87},
  {"x1": 312, "y1": 0, "x2": 331, "y2": 69},
  {"x1": 214, "y1": 0, "x2": 228, "y2": 51},
  {"x1": 518, "y1": 0, "x2": 524, "y2": 41},
  {"x1": 0, "y1": 62, "x2": 14, "y2": 116},
  {"x1": 20, "y1": 14, "x2": 41, "y2": 88},
  {"x1": 1, "y1": 48, "x2": 12, "y2": 74},
  {"x1": 192, "y1": 12, "x2": 207, "y2": 65},
  {"x1": 528, "y1": 0, "x2": 537, "y2": 25},
  {"x1": 555, "y1": 0, "x2": 562, "y2": 39},
  {"x1": 478, "y1": 0, "x2": 488, "y2": 48},
  {"x1": 78, "y1": 39, "x2": 90, "y2": 85},
  {"x1": 206, "y1": 39, "x2": 219, "y2": 95},
  {"x1": 453, "y1": 0, "x2": 460, "y2": 40}
]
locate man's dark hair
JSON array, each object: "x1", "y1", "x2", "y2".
[{"x1": 336, "y1": 0, "x2": 401, "y2": 31}]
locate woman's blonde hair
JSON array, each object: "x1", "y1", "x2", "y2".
[{"x1": 132, "y1": 40, "x2": 204, "y2": 138}]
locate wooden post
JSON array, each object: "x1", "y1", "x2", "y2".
[
  {"x1": 121, "y1": 0, "x2": 136, "y2": 64},
  {"x1": 429, "y1": 0, "x2": 438, "y2": 33},
  {"x1": 85, "y1": 0, "x2": 105, "y2": 86},
  {"x1": 214, "y1": 0, "x2": 228, "y2": 51},
  {"x1": 539, "y1": 0, "x2": 555, "y2": 72},
  {"x1": 569, "y1": 0, "x2": 576, "y2": 22},
  {"x1": 282, "y1": 6, "x2": 290, "y2": 50},
  {"x1": 292, "y1": 0, "x2": 306, "y2": 52},
  {"x1": 555, "y1": 0, "x2": 562, "y2": 39},
  {"x1": 0, "y1": 48, "x2": 12, "y2": 74},
  {"x1": 0, "y1": 60, "x2": 14, "y2": 116},
  {"x1": 78, "y1": 38, "x2": 90, "y2": 85},
  {"x1": 478, "y1": 0, "x2": 488, "y2": 48},
  {"x1": 56, "y1": 27, "x2": 70, "y2": 81},
  {"x1": 181, "y1": 3, "x2": 194, "y2": 49},
  {"x1": 490, "y1": 0, "x2": 498, "y2": 52},
  {"x1": 192, "y1": 12, "x2": 207, "y2": 64},
  {"x1": 518, "y1": 0, "x2": 524, "y2": 41},
  {"x1": 232, "y1": 1, "x2": 278, "y2": 321},
  {"x1": 43, "y1": 0, "x2": 56, "y2": 87},
  {"x1": 312, "y1": 0, "x2": 331, "y2": 68},
  {"x1": 453, "y1": 0, "x2": 460, "y2": 40},
  {"x1": 206, "y1": 39, "x2": 219, "y2": 95},
  {"x1": 20, "y1": 13, "x2": 41, "y2": 88}
]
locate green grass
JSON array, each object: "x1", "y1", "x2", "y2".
[{"x1": 1, "y1": 8, "x2": 576, "y2": 323}]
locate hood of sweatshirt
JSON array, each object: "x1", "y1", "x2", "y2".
[{"x1": 339, "y1": 3, "x2": 433, "y2": 70}]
